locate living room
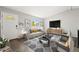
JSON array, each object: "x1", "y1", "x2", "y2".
[{"x1": 0, "y1": 6, "x2": 79, "y2": 52}]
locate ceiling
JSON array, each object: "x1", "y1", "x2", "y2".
[{"x1": 6, "y1": 6, "x2": 79, "y2": 18}]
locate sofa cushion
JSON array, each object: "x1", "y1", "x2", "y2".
[
  {"x1": 29, "y1": 32, "x2": 45, "y2": 39},
  {"x1": 51, "y1": 35, "x2": 61, "y2": 41},
  {"x1": 60, "y1": 36, "x2": 68, "y2": 42}
]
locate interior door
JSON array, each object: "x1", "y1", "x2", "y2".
[{"x1": 1, "y1": 12, "x2": 19, "y2": 40}]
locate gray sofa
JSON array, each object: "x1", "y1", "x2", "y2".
[
  {"x1": 54, "y1": 35, "x2": 74, "y2": 52},
  {"x1": 50, "y1": 34, "x2": 70, "y2": 52},
  {"x1": 28, "y1": 31, "x2": 45, "y2": 39}
]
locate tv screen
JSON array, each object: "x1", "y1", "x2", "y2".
[{"x1": 49, "y1": 20, "x2": 60, "y2": 28}]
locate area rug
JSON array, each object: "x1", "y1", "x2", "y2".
[{"x1": 24, "y1": 38, "x2": 53, "y2": 52}]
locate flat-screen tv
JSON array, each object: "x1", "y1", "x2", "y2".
[{"x1": 49, "y1": 20, "x2": 60, "y2": 28}]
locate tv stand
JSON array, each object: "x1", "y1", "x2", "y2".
[{"x1": 47, "y1": 28, "x2": 63, "y2": 35}]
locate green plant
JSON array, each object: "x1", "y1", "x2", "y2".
[{"x1": 0, "y1": 37, "x2": 8, "y2": 48}]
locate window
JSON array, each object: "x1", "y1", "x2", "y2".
[{"x1": 32, "y1": 17, "x2": 44, "y2": 30}]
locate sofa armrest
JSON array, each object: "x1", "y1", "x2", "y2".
[{"x1": 56, "y1": 41, "x2": 70, "y2": 52}]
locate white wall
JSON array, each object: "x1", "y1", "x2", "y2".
[
  {"x1": 0, "y1": 7, "x2": 33, "y2": 39},
  {"x1": 0, "y1": 7, "x2": 32, "y2": 31},
  {"x1": 0, "y1": 12, "x2": 1, "y2": 36},
  {"x1": 0, "y1": 7, "x2": 44, "y2": 39},
  {"x1": 45, "y1": 8, "x2": 79, "y2": 37}
]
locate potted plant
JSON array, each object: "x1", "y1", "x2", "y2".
[{"x1": 0, "y1": 37, "x2": 8, "y2": 48}]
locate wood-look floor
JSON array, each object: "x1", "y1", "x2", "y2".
[{"x1": 9, "y1": 38, "x2": 33, "y2": 52}]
